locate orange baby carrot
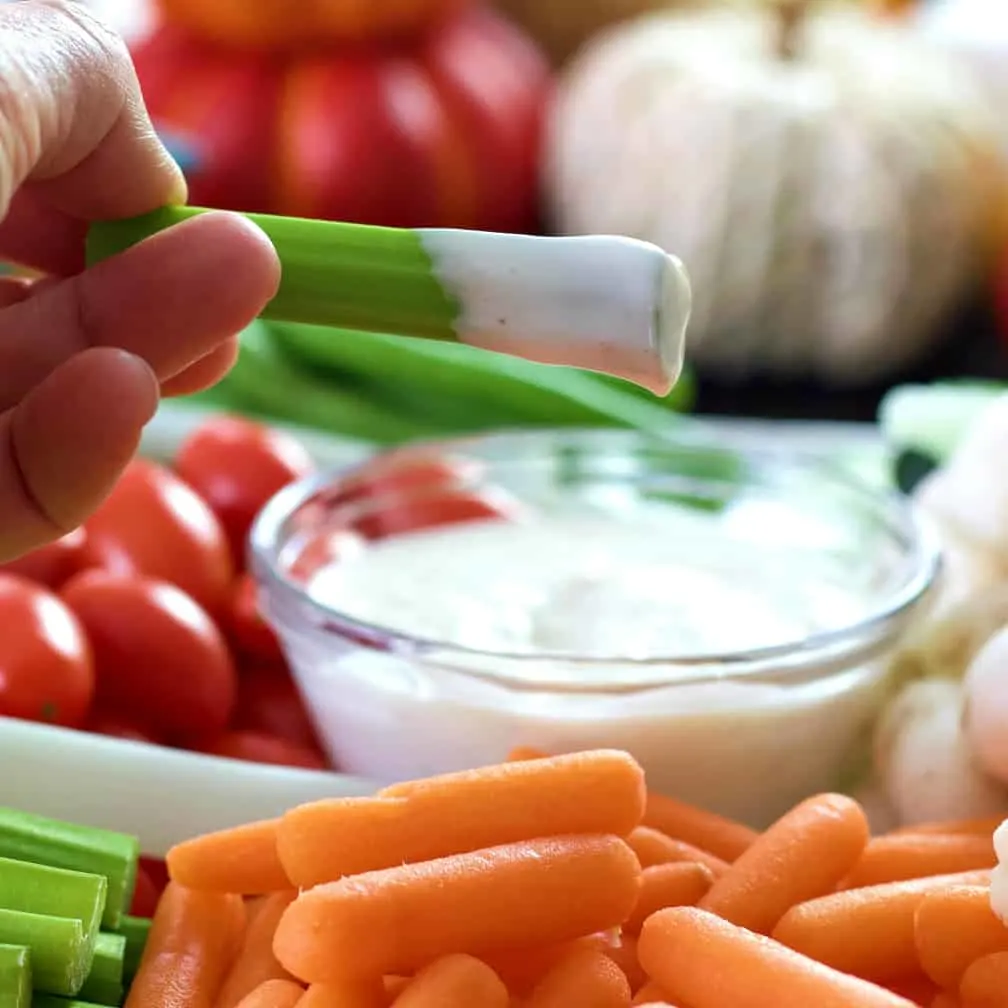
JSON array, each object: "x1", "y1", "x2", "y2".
[
  {"x1": 168, "y1": 819, "x2": 289, "y2": 894},
  {"x1": 295, "y1": 980, "x2": 387, "y2": 1008},
  {"x1": 642, "y1": 792, "x2": 757, "y2": 862},
  {"x1": 384, "y1": 977, "x2": 411, "y2": 999},
  {"x1": 627, "y1": 828, "x2": 729, "y2": 876},
  {"x1": 891, "y1": 817, "x2": 1007, "y2": 838},
  {"x1": 886, "y1": 975, "x2": 940, "y2": 1004},
  {"x1": 638, "y1": 906, "x2": 917, "y2": 1008},
  {"x1": 273, "y1": 835, "x2": 642, "y2": 983},
  {"x1": 524, "y1": 945, "x2": 631, "y2": 1008},
  {"x1": 604, "y1": 935, "x2": 646, "y2": 993},
  {"x1": 843, "y1": 835, "x2": 997, "y2": 889},
  {"x1": 772, "y1": 871, "x2": 993, "y2": 983},
  {"x1": 506, "y1": 746, "x2": 549, "y2": 761},
  {"x1": 481, "y1": 933, "x2": 617, "y2": 995},
  {"x1": 217, "y1": 891, "x2": 298, "y2": 1008},
  {"x1": 279, "y1": 751, "x2": 646, "y2": 887},
  {"x1": 914, "y1": 886, "x2": 1008, "y2": 990},
  {"x1": 633, "y1": 981, "x2": 671, "y2": 1005},
  {"x1": 699, "y1": 793, "x2": 870, "y2": 934},
  {"x1": 959, "y1": 951, "x2": 1008, "y2": 1007},
  {"x1": 235, "y1": 979, "x2": 305, "y2": 1008},
  {"x1": 624, "y1": 862, "x2": 714, "y2": 935},
  {"x1": 390, "y1": 955, "x2": 508, "y2": 1008},
  {"x1": 125, "y1": 882, "x2": 247, "y2": 1008},
  {"x1": 932, "y1": 996, "x2": 961, "y2": 1008}
]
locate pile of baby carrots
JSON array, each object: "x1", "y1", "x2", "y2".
[{"x1": 121, "y1": 747, "x2": 1008, "y2": 1008}]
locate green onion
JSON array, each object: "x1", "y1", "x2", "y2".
[
  {"x1": 76, "y1": 934, "x2": 125, "y2": 1006},
  {"x1": 0, "y1": 909, "x2": 89, "y2": 997},
  {"x1": 0, "y1": 809, "x2": 138, "y2": 930},
  {"x1": 0, "y1": 944, "x2": 31, "y2": 1008},
  {"x1": 86, "y1": 207, "x2": 460, "y2": 340},
  {"x1": 0, "y1": 858, "x2": 105, "y2": 959},
  {"x1": 112, "y1": 917, "x2": 150, "y2": 984}
]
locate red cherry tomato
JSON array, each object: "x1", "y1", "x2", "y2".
[
  {"x1": 335, "y1": 449, "x2": 481, "y2": 505},
  {"x1": 174, "y1": 416, "x2": 314, "y2": 568},
  {"x1": 61, "y1": 571, "x2": 237, "y2": 745},
  {"x1": 354, "y1": 489, "x2": 518, "y2": 540},
  {"x1": 203, "y1": 730, "x2": 328, "y2": 770},
  {"x1": 139, "y1": 856, "x2": 169, "y2": 898},
  {"x1": 130, "y1": 864, "x2": 160, "y2": 918},
  {"x1": 226, "y1": 575, "x2": 284, "y2": 664},
  {"x1": 83, "y1": 459, "x2": 233, "y2": 614},
  {"x1": 0, "y1": 575, "x2": 94, "y2": 727},
  {"x1": 232, "y1": 664, "x2": 321, "y2": 751},
  {"x1": 85, "y1": 710, "x2": 160, "y2": 745},
  {"x1": 0, "y1": 528, "x2": 89, "y2": 589}
]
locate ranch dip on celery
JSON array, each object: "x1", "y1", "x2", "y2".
[{"x1": 306, "y1": 503, "x2": 867, "y2": 662}]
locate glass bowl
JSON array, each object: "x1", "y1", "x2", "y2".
[{"x1": 250, "y1": 428, "x2": 940, "y2": 827}]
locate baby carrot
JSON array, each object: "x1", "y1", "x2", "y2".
[
  {"x1": 843, "y1": 835, "x2": 997, "y2": 889},
  {"x1": 167, "y1": 820, "x2": 289, "y2": 894},
  {"x1": 633, "y1": 981, "x2": 671, "y2": 1005},
  {"x1": 480, "y1": 933, "x2": 616, "y2": 995},
  {"x1": 624, "y1": 862, "x2": 714, "y2": 935},
  {"x1": 125, "y1": 882, "x2": 246, "y2": 1008},
  {"x1": 506, "y1": 746, "x2": 549, "y2": 761},
  {"x1": 235, "y1": 979, "x2": 305, "y2": 1008},
  {"x1": 295, "y1": 980, "x2": 387, "y2": 1008},
  {"x1": 699, "y1": 793, "x2": 870, "y2": 934},
  {"x1": 914, "y1": 886, "x2": 1008, "y2": 991},
  {"x1": 627, "y1": 828, "x2": 729, "y2": 876},
  {"x1": 217, "y1": 891, "x2": 298, "y2": 1008},
  {"x1": 638, "y1": 906, "x2": 917, "y2": 1008},
  {"x1": 891, "y1": 817, "x2": 1007, "y2": 838},
  {"x1": 932, "y1": 995, "x2": 961, "y2": 1008},
  {"x1": 273, "y1": 835, "x2": 642, "y2": 983},
  {"x1": 604, "y1": 935, "x2": 647, "y2": 993},
  {"x1": 959, "y1": 951, "x2": 1008, "y2": 1007},
  {"x1": 772, "y1": 871, "x2": 993, "y2": 983},
  {"x1": 279, "y1": 751, "x2": 646, "y2": 887},
  {"x1": 525, "y1": 945, "x2": 631, "y2": 1008},
  {"x1": 390, "y1": 955, "x2": 508, "y2": 1008},
  {"x1": 886, "y1": 975, "x2": 940, "y2": 1003},
  {"x1": 642, "y1": 793, "x2": 756, "y2": 862}
]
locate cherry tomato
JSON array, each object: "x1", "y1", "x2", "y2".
[
  {"x1": 226, "y1": 575, "x2": 284, "y2": 664},
  {"x1": 354, "y1": 489, "x2": 519, "y2": 540},
  {"x1": 130, "y1": 864, "x2": 160, "y2": 918},
  {"x1": 83, "y1": 459, "x2": 233, "y2": 614},
  {"x1": 85, "y1": 710, "x2": 160, "y2": 745},
  {"x1": 232, "y1": 664, "x2": 321, "y2": 751},
  {"x1": 0, "y1": 528, "x2": 89, "y2": 589},
  {"x1": 61, "y1": 571, "x2": 237, "y2": 745},
  {"x1": 139, "y1": 856, "x2": 169, "y2": 898},
  {"x1": 287, "y1": 528, "x2": 366, "y2": 584},
  {"x1": 335, "y1": 449, "x2": 481, "y2": 506},
  {"x1": 203, "y1": 730, "x2": 328, "y2": 770},
  {"x1": 0, "y1": 575, "x2": 94, "y2": 727},
  {"x1": 174, "y1": 416, "x2": 314, "y2": 568}
]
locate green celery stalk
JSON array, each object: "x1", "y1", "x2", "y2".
[
  {"x1": 86, "y1": 207, "x2": 459, "y2": 341},
  {"x1": 32, "y1": 998, "x2": 106, "y2": 1008},
  {"x1": 0, "y1": 944, "x2": 31, "y2": 1008},
  {"x1": 218, "y1": 322, "x2": 446, "y2": 443},
  {"x1": 0, "y1": 858, "x2": 105, "y2": 958},
  {"x1": 0, "y1": 808, "x2": 138, "y2": 930},
  {"x1": 270, "y1": 323, "x2": 683, "y2": 434},
  {"x1": 0, "y1": 909, "x2": 90, "y2": 997},
  {"x1": 113, "y1": 917, "x2": 150, "y2": 983},
  {"x1": 76, "y1": 933, "x2": 124, "y2": 1006}
]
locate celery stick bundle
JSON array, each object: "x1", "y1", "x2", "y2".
[{"x1": 0, "y1": 808, "x2": 148, "y2": 1006}]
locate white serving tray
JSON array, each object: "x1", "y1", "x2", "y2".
[{"x1": 0, "y1": 402, "x2": 374, "y2": 855}]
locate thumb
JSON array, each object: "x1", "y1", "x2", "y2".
[{"x1": 0, "y1": 0, "x2": 186, "y2": 222}]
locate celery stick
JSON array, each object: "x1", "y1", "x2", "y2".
[
  {"x1": 0, "y1": 809, "x2": 138, "y2": 930},
  {"x1": 87, "y1": 207, "x2": 460, "y2": 341},
  {"x1": 0, "y1": 858, "x2": 105, "y2": 962},
  {"x1": 0, "y1": 909, "x2": 90, "y2": 996},
  {"x1": 0, "y1": 944, "x2": 31, "y2": 1008},
  {"x1": 113, "y1": 917, "x2": 150, "y2": 983},
  {"x1": 76, "y1": 933, "x2": 124, "y2": 1006},
  {"x1": 32, "y1": 998, "x2": 105, "y2": 1008}
]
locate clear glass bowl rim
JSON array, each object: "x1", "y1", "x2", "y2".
[{"x1": 249, "y1": 427, "x2": 942, "y2": 688}]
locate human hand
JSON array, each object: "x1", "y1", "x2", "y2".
[{"x1": 0, "y1": 0, "x2": 280, "y2": 562}]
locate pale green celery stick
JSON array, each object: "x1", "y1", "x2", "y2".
[
  {"x1": 0, "y1": 909, "x2": 89, "y2": 997},
  {"x1": 0, "y1": 858, "x2": 106, "y2": 958},
  {"x1": 0, "y1": 944, "x2": 31, "y2": 1008},
  {"x1": 218, "y1": 322, "x2": 445, "y2": 443},
  {"x1": 270, "y1": 323, "x2": 681, "y2": 434},
  {"x1": 0, "y1": 808, "x2": 137, "y2": 930},
  {"x1": 76, "y1": 933, "x2": 125, "y2": 1006},
  {"x1": 113, "y1": 916, "x2": 150, "y2": 983},
  {"x1": 86, "y1": 207, "x2": 459, "y2": 340}
]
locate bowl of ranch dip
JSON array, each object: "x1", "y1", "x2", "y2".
[{"x1": 250, "y1": 428, "x2": 940, "y2": 827}]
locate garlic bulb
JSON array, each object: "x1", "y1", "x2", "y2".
[{"x1": 546, "y1": 4, "x2": 1002, "y2": 383}]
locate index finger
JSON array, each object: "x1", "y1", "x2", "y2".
[{"x1": 0, "y1": 0, "x2": 186, "y2": 269}]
